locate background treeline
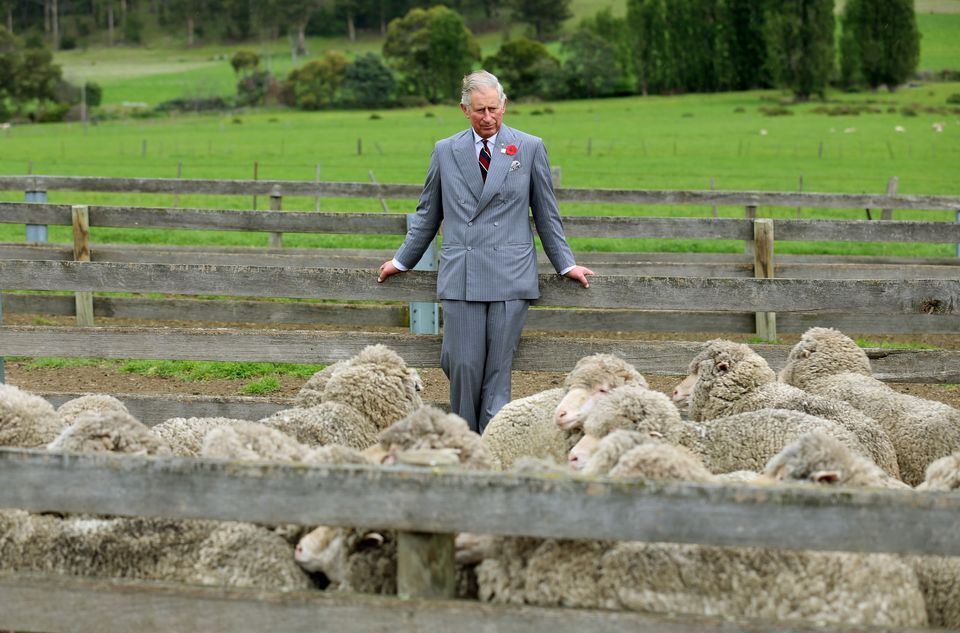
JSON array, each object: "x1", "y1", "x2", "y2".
[{"x1": 0, "y1": 0, "x2": 929, "y2": 122}]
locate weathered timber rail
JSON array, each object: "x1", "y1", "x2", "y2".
[{"x1": 1, "y1": 447, "x2": 959, "y2": 633}]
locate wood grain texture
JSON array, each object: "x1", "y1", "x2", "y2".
[
  {"x1": 0, "y1": 573, "x2": 866, "y2": 633},
  {"x1": 1, "y1": 448, "x2": 959, "y2": 555}
]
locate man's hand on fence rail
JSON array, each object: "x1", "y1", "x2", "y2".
[{"x1": 377, "y1": 260, "x2": 402, "y2": 283}]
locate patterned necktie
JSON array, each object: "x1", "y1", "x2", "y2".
[{"x1": 479, "y1": 138, "x2": 491, "y2": 182}]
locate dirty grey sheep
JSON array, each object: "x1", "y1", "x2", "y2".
[{"x1": 0, "y1": 383, "x2": 65, "y2": 448}]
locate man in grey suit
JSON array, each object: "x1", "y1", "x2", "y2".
[{"x1": 378, "y1": 70, "x2": 592, "y2": 434}]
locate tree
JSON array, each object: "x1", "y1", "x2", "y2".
[
  {"x1": 554, "y1": 26, "x2": 630, "y2": 99},
  {"x1": 483, "y1": 37, "x2": 559, "y2": 100},
  {"x1": 286, "y1": 51, "x2": 349, "y2": 109},
  {"x1": 383, "y1": 6, "x2": 480, "y2": 103},
  {"x1": 841, "y1": 0, "x2": 920, "y2": 91},
  {"x1": 718, "y1": 0, "x2": 769, "y2": 90},
  {"x1": 509, "y1": 0, "x2": 572, "y2": 41},
  {"x1": 626, "y1": 0, "x2": 670, "y2": 95},
  {"x1": 342, "y1": 52, "x2": 396, "y2": 108},
  {"x1": 764, "y1": 0, "x2": 835, "y2": 100},
  {"x1": 231, "y1": 50, "x2": 260, "y2": 75}
]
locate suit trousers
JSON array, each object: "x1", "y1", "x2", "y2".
[{"x1": 440, "y1": 299, "x2": 529, "y2": 434}]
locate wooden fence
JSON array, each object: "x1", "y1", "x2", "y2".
[
  {"x1": 1, "y1": 177, "x2": 960, "y2": 631},
  {"x1": 0, "y1": 175, "x2": 959, "y2": 423},
  {"x1": 1, "y1": 446, "x2": 960, "y2": 633}
]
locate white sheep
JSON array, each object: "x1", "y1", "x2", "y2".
[
  {"x1": 761, "y1": 431, "x2": 908, "y2": 490},
  {"x1": 153, "y1": 416, "x2": 253, "y2": 456},
  {"x1": 570, "y1": 383, "x2": 871, "y2": 475},
  {"x1": 294, "y1": 406, "x2": 485, "y2": 598},
  {"x1": 476, "y1": 427, "x2": 927, "y2": 627},
  {"x1": 481, "y1": 353, "x2": 647, "y2": 470},
  {"x1": 56, "y1": 394, "x2": 130, "y2": 425},
  {"x1": 0, "y1": 509, "x2": 313, "y2": 591},
  {"x1": 261, "y1": 345, "x2": 424, "y2": 450},
  {"x1": 0, "y1": 383, "x2": 65, "y2": 448},
  {"x1": 47, "y1": 409, "x2": 173, "y2": 456},
  {"x1": 916, "y1": 452, "x2": 960, "y2": 491},
  {"x1": 685, "y1": 339, "x2": 900, "y2": 479},
  {"x1": 779, "y1": 327, "x2": 960, "y2": 486},
  {"x1": 762, "y1": 431, "x2": 960, "y2": 628}
]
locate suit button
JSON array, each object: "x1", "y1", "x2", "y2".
[
  {"x1": 493, "y1": 246, "x2": 498, "y2": 251},
  {"x1": 467, "y1": 221, "x2": 473, "y2": 226},
  {"x1": 467, "y1": 246, "x2": 473, "y2": 251}
]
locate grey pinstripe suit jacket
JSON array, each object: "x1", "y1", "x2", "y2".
[{"x1": 395, "y1": 124, "x2": 576, "y2": 301}]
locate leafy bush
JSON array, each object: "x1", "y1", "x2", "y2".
[
  {"x1": 236, "y1": 70, "x2": 276, "y2": 107},
  {"x1": 231, "y1": 50, "x2": 260, "y2": 75},
  {"x1": 155, "y1": 96, "x2": 231, "y2": 113}
]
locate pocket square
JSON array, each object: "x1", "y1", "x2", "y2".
[{"x1": 509, "y1": 160, "x2": 521, "y2": 171}]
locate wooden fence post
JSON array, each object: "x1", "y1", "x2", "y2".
[
  {"x1": 397, "y1": 530, "x2": 456, "y2": 599},
  {"x1": 0, "y1": 287, "x2": 4, "y2": 383},
  {"x1": 881, "y1": 176, "x2": 899, "y2": 221},
  {"x1": 743, "y1": 205, "x2": 757, "y2": 255},
  {"x1": 252, "y1": 161, "x2": 259, "y2": 210},
  {"x1": 269, "y1": 186, "x2": 282, "y2": 248},
  {"x1": 72, "y1": 205, "x2": 95, "y2": 327},
  {"x1": 314, "y1": 164, "x2": 321, "y2": 212},
  {"x1": 407, "y1": 213, "x2": 439, "y2": 335},
  {"x1": 710, "y1": 177, "x2": 718, "y2": 218},
  {"x1": 753, "y1": 218, "x2": 777, "y2": 342}
]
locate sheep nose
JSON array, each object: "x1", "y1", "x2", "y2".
[{"x1": 568, "y1": 452, "x2": 582, "y2": 470}]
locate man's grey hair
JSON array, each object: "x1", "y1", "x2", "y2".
[{"x1": 461, "y1": 70, "x2": 507, "y2": 108}]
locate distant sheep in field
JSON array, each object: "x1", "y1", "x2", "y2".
[
  {"x1": 683, "y1": 339, "x2": 900, "y2": 479},
  {"x1": 0, "y1": 384, "x2": 65, "y2": 448},
  {"x1": 779, "y1": 327, "x2": 960, "y2": 486},
  {"x1": 481, "y1": 353, "x2": 647, "y2": 470}
]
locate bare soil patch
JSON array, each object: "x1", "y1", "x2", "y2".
[{"x1": 4, "y1": 313, "x2": 959, "y2": 410}]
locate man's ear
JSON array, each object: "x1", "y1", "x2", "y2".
[{"x1": 460, "y1": 102, "x2": 470, "y2": 118}]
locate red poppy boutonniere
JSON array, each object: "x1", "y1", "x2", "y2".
[{"x1": 502, "y1": 144, "x2": 518, "y2": 156}]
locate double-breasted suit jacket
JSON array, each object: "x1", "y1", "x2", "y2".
[{"x1": 394, "y1": 124, "x2": 575, "y2": 299}]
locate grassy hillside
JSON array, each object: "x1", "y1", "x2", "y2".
[{"x1": 54, "y1": 3, "x2": 960, "y2": 108}]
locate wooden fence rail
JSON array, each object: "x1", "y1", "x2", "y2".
[
  {"x1": 2, "y1": 175, "x2": 960, "y2": 211},
  {"x1": 2, "y1": 447, "x2": 960, "y2": 633}
]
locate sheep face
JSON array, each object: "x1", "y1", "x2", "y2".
[
  {"x1": 569, "y1": 386, "x2": 681, "y2": 470},
  {"x1": 671, "y1": 373, "x2": 697, "y2": 409},
  {"x1": 555, "y1": 354, "x2": 648, "y2": 431},
  {"x1": 554, "y1": 384, "x2": 610, "y2": 431},
  {"x1": 761, "y1": 431, "x2": 851, "y2": 486},
  {"x1": 688, "y1": 341, "x2": 776, "y2": 421},
  {"x1": 294, "y1": 526, "x2": 386, "y2": 581},
  {"x1": 779, "y1": 328, "x2": 873, "y2": 388}
]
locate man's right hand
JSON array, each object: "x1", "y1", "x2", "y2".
[{"x1": 377, "y1": 260, "x2": 401, "y2": 283}]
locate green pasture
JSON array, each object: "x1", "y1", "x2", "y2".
[{"x1": 2, "y1": 83, "x2": 959, "y2": 257}]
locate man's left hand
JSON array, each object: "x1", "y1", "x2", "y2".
[{"x1": 564, "y1": 265, "x2": 594, "y2": 288}]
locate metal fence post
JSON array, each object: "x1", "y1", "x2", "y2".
[
  {"x1": 407, "y1": 213, "x2": 439, "y2": 335},
  {"x1": 0, "y1": 289, "x2": 4, "y2": 383},
  {"x1": 25, "y1": 190, "x2": 48, "y2": 242}
]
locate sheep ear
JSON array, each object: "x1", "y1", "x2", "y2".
[
  {"x1": 801, "y1": 349, "x2": 812, "y2": 359},
  {"x1": 812, "y1": 470, "x2": 841, "y2": 484},
  {"x1": 357, "y1": 532, "x2": 385, "y2": 550}
]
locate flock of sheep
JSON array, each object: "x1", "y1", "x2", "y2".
[{"x1": 1, "y1": 326, "x2": 959, "y2": 628}]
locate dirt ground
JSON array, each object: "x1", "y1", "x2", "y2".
[{"x1": 4, "y1": 313, "x2": 960, "y2": 410}]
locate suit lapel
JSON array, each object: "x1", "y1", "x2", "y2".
[
  {"x1": 475, "y1": 125, "x2": 516, "y2": 217},
  {"x1": 453, "y1": 130, "x2": 484, "y2": 202}
]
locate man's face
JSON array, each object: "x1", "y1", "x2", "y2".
[{"x1": 461, "y1": 86, "x2": 505, "y2": 139}]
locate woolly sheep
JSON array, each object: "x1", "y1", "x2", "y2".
[
  {"x1": 56, "y1": 394, "x2": 129, "y2": 425},
  {"x1": 481, "y1": 354, "x2": 647, "y2": 470},
  {"x1": 916, "y1": 452, "x2": 960, "y2": 491},
  {"x1": 0, "y1": 383, "x2": 65, "y2": 448},
  {"x1": 570, "y1": 383, "x2": 870, "y2": 475},
  {"x1": 153, "y1": 416, "x2": 253, "y2": 456},
  {"x1": 686, "y1": 339, "x2": 900, "y2": 479},
  {"x1": 0, "y1": 509, "x2": 313, "y2": 591},
  {"x1": 294, "y1": 406, "x2": 485, "y2": 598},
  {"x1": 293, "y1": 360, "x2": 347, "y2": 407},
  {"x1": 477, "y1": 428, "x2": 926, "y2": 627},
  {"x1": 262, "y1": 345, "x2": 424, "y2": 450},
  {"x1": 761, "y1": 430, "x2": 960, "y2": 628},
  {"x1": 200, "y1": 421, "x2": 313, "y2": 463},
  {"x1": 762, "y1": 431, "x2": 908, "y2": 490},
  {"x1": 779, "y1": 327, "x2": 960, "y2": 486},
  {"x1": 47, "y1": 409, "x2": 173, "y2": 456}
]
